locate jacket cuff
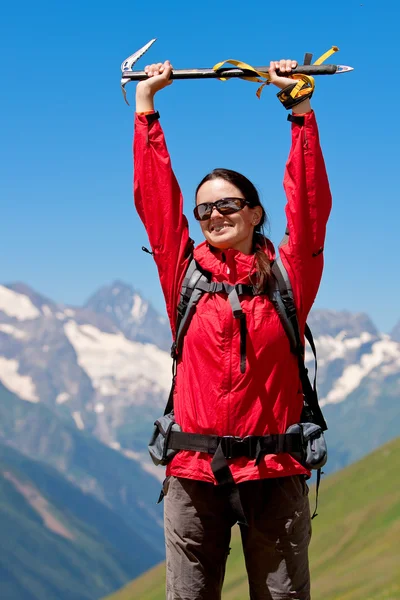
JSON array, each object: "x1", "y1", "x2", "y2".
[
  {"x1": 287, "y1": 110, "x2": 314, "y2": 126},
  {"x1": 135, "y1": 111, "x2": 160, "y2": 126}
]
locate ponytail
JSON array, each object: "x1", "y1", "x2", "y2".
[{"x1": 249, "y1": 233, "x2": 272, "y2": 293}]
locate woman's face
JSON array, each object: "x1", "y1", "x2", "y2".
[{"x1": 196, "y1": 178, "x2": 262, "y2": 254}]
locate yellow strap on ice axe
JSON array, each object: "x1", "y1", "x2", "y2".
[
  {"x1": 212, "y1": 58, "x2": 270, "y2": 83},
  {"x1": 213, "y1": 46, "x2": 340, "y2": 99},
  {"x1": 313, "y1": 45, "x2": 339, "y2": 65}
]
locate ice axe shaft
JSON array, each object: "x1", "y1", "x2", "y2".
[{"x1": 122, "y1": 63, "x2": 350, "y2": 81}]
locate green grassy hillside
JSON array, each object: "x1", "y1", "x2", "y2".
[
  {"x1": 0, "y1": 382, "x2": 164, "y2": 555},
  {"x1": 104, "y1": 436, "x2": 400, "y2": 600},
  {"x1": 0, "y1": 442, "x2": 159, "y2": 600}
]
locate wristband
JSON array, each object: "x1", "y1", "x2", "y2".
[
  {"x1": 277, "y1": 83, "x2": 314, "y2": 109},
  {"x1": 277, "y1": 74, "x2": 314, "y2": 110}
]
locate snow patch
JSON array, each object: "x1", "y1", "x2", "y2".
[
  {"x1": 0, "y1": 324, "x2": 28, "y2": 340},
  {"x1": 41, "y1": 304, "x2": 52, "y2": 317},
  {"x1": 0, "y1": 357, "x2": 38, "y2": 402},
  {"x1": 64, "y1": 309, "x2": 75, "y2": 317},
  {"x1": 0, "y1": 286, "x2": 40, "y2": 321},
  {"x1": 320, "y1": 336, "x2": 400, "y2": 406},
  {"x1": 312, "y1": 331, "x2": 374, "y2": 366},
  {"x1": 56, "y1": 392, "x2": 70, "y2": 404},
  {"x1": 63, "y1": 321, "x2": 171, "y2": 398},
  {"x1": 72, "y1": 411, "x2": 85, "y2": 430},
  {"x1": 131, "y1": 294, "x2": 148, "y2": 322},
  {"x1": 56, "y1": 312, "x2": 66, "y2": 321},
  {"x1": 109, "y1": 441, "x2": 121, "y2": 450},
  {"x1": 94, "y1": 402, "x2": 105, "y2": 414}
]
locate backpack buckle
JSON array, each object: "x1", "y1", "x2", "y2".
[
  {"x1": 220, "y1": 435, "x2": 250, "y2": 459},
  {"x1": 170, "y1": 341, "x2": 178, "y2": 358}
]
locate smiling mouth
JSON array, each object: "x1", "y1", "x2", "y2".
[{"x1": 210, "y1": 224, "x2": 233, "y2": 233}]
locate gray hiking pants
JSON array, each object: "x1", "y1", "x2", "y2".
[{"x1": 164, "y1": 475, "x2": 311, "y2": 600}]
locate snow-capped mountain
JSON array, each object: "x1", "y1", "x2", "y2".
[
  {"x1": 0, "y1": 281, "x2": 399, "y2": 477},
  {"x1": 0, "y1": 282, "x2": 172, "y2": 454},
  {"x1": 305, "y1": 310, "x2": 400, "y2": 409},
  {"x1": 85, "y1": 280, "x2": 171, "y2": 351}
]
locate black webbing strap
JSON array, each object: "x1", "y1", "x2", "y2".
[
  {"x1": 305, "y1": 323, "x2": 317, "y2": 392},
  {"x1": 194, "y1": 280, "x2": 256, "y2": 297},
  {"x1": 301, "y1": 323, "x2": 327, "y2": 429},
  {"x1": 287, "y1": 114, "x2": 305, "y2": 126},
  {"x1": 297, "y1": 359, "x2": 327, "y2": 431},
  {"x1": 239, "y1": 314, "x2": 247, "y2": 373},
  {"x1": 163, "y1": 373, "x2": 175, "y2": 416},
  {"x1": 169, "y1": 431, "x2": 302, "y2": 456},
  {"x1": 168, "y1": 431, "x2": 303, "y2": 525},
  {"x1": 311, "y1": 468, "x2": 323, "y2": 519},
  {"x1": 303, "y1": 52, "x2": 313, "y2": 66},
  {"x1": 145, "y1": 111, "x2": 160, "y2": 125},
  {"x1": 212, "y1": 444, "x2": 247, "y2": 524}
]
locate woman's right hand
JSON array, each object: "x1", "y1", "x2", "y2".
[{"x1": 136, "y1": 60, "x2": 173, "y2": 112}]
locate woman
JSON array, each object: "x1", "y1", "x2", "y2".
[{"x1": 134, "y1": 58, "x2": 332, "y2": 600}]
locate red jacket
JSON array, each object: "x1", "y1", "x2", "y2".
[{"x1": 134, "y1": 110, "x2": 332, "y2": 484}]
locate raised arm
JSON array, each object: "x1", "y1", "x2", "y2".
[
  {"x1": 268, "y1": 60, "x2": 332, "y2": 321},
  {"x1": 134, "y1": 61, "x2": 191, "y2": 337}
]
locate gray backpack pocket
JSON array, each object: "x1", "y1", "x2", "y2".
[
  {"x1": 286, "y1": 422, "x2": 327, "y2": 470},
  {"x1": 148, "y1": 412, "x2": 182, "y2": 466}
]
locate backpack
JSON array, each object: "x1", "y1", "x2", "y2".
[
  {"x1": 167, "y1": 253, "x2": 327, "y2": 429},
  {"x1": 147, "y1": 244, "x2": 327, "y2": 521}
]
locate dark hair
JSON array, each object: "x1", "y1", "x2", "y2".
[{"x1": 195, "y1": 168, "x2": 271, "y2": 291}]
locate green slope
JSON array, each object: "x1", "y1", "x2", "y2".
[
  {"x1": 104, "y1": 437, "x2": 400, "y2": 600},
  {"x1": 0, "y1": 382, "x2": 164, "y2": 555}
]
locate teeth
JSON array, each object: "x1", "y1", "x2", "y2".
[{"x1": 212, "y1": 225, "x2": 230, "y2": 233}]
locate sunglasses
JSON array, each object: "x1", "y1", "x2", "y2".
[{"x1": 193, "y1": 197, "x2": 250, "y2": 221}]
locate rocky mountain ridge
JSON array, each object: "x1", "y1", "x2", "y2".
[{"x1": 1, "y1": 280, "x2": 399, "y2": 476}]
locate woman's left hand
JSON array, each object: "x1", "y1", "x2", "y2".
[{"x1": 268, "y1": 59, "x2": 298, "y2": 89}]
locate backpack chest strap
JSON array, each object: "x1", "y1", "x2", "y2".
[
  {"x1": 194, "y1": 280, "x2": 257, "y2": 297},
  {"x1": 194, "y1": 280, "x2": 258, "y2": 372}
]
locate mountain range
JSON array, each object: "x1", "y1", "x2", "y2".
[{"x1": 0, "y1": 279, "x2": 399, "y2": 599}]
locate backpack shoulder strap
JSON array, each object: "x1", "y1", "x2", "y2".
[
  {"x1": 172, "y1": 257, "x2": 211, "y2": 358},
  {"x1": 269, "y1": 258, "x2": 300, "y2": 355},
  {"x1": 270, "y1": 258, "x2": 327, "y2": 431},
  {"x1": 164, "y1": 257, "x2": 211, "y2": 416}
]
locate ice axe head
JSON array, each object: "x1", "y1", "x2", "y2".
[{"x1": 121, "y1": 38, "x2": 156, "y2": 105}]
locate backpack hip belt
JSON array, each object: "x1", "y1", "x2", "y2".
[{"x1": 168, "y1": 430, "x2": 303, "y2": 461}]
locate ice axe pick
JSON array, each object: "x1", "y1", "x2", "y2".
[{"x1": 121, "y1": 39, "x2": 353, "y2": 104}]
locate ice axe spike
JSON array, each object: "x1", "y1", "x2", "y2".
[{"x1": 121, "y1": 39, "x2": 353, "y2": 105}]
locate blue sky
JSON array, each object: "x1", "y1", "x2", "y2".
[{"x1": 1, "y1": 0, "x2": 399, "y2": 332}]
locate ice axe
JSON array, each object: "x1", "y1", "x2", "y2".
[{"x1": 120, "y1": 39, "x2": 353, "y2": 104}]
